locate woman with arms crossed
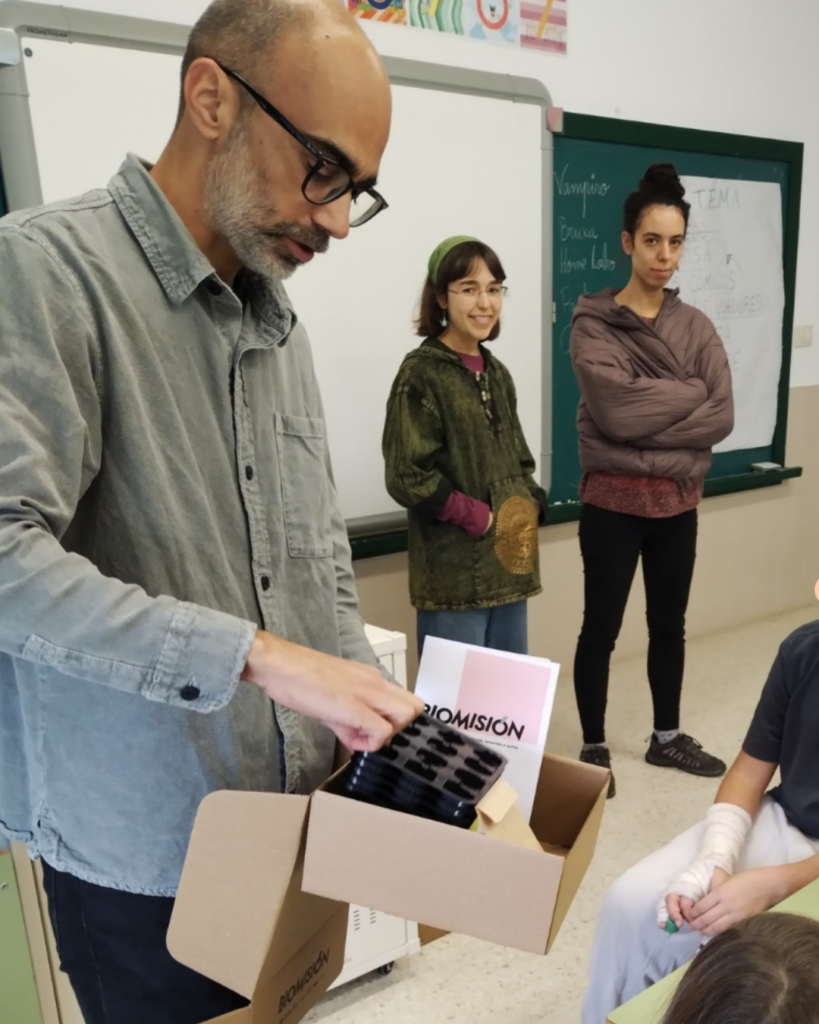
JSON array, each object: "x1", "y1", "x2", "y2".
[{"x1": 571, "y1": 165, "x2": 734, "y2": 796}]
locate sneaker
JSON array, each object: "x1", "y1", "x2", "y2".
[
  {"x1": 645, "y1": 733, "x2": 726, "y2": 777},
  {"x1": 579, "y1": 745, "x2": 616, "y2": 798}
]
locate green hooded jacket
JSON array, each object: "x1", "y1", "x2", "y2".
[{"x1": 383, "y1": 338, "x2": 547, "y2": 611}]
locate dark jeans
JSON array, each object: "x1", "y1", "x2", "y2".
[
  {"x1": 42, "y1": 861, "x2": 248, "y2": 1024},
  {"x1": 573, "y1": 503, "x2": 698, "y2": 745},
  {"x1": 416, "y1": 600, "x2": 528, "y2": 659}
]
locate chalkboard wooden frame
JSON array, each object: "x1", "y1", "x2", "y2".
[{"x1": 546, "y1": 112, "x2": 803, "y2": 526}]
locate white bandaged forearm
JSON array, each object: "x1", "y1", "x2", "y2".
[{"x1": 656, "y1": 803, "x2": 753, "y2": 924}]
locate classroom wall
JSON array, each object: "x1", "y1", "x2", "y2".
[{"x1": 354, "y1": 1, "x2": 819, "y2": 696}]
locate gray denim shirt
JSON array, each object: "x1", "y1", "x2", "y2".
[{"x1": 0, "y1": 155, "x2": 377, "y2": 895}]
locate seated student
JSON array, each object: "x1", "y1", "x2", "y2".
[
  {"x1": 581, "y1": 619, "x2": 819, "y2": 1024},
  {"x1": 659, "y1": 913, "x2": 819, "y2": 1024}
]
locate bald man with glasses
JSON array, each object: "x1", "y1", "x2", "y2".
[{"x1": 0, "y1": 1, "x2": 420, "y2": 1021}]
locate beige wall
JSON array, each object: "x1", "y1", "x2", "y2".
[{"x1": 355, "y1": 385, "x2": 819, "y2": 687}]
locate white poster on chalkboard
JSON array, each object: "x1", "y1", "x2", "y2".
[{"x1": 673, "y1": 176, "x2": 784, "y2": 453}]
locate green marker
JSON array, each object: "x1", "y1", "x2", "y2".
[{"x1": 664, "y1": 919, "x2": 679, "y2": 934}]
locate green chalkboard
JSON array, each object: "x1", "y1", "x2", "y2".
[{"x1": 550, "y1": 114, "x2": 803, "y2": 514}]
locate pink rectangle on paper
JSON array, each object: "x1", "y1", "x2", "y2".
[{"x1": 456, "y1": 649, "x2": 552, "y2": 746}]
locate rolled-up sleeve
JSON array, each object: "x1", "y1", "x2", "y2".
[{"x1": 0, "y1": 226, "x2": 256, "y2": 712}]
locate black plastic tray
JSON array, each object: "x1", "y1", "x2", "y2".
[{"x1": 336, "y1": 713, "x2": 507, "y2": 828}]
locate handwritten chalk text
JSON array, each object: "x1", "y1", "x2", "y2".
[{"x1": 554, "y1": 164, "x2": 611, "y2": 218}]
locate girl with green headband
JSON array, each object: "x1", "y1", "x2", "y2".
[{"x1": 383, "y1": 237, "x2": 547, "y2": 657}]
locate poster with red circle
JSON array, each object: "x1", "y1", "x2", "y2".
[{"x1": 476, "y1": 0, "x2": 510, "y2": 31}]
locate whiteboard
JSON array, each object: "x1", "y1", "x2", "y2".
[
  {"x1": 673, "y1": 175, "x2": 784, "y2": 453},
  {"x1": 21, "y1": 37, "x2": 544, "y2": 524}
]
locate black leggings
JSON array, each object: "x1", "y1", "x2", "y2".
[{"x1": 573, "y1": 503, "x2": 698, "y2": 745}]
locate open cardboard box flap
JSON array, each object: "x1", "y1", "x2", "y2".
[
  {"x1": 476, "y1": 777, "x2": 544, "y2": 853},
  {"x1": 303, "y1": 753, "x2": 609, "y2": 955},
  {"x1": 168, "y1": 791, "x2": 348, "y2": 1024}
]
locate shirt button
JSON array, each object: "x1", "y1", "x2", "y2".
[
  {"x1": 180, "y1": 684, "x2": 201, "y2": 701},
  {"x1": 261, "y1": 575, "x2": 271, "y2": 591},
  {"x1": 207, "y1": 280, "x2": 223, "y2": 296},
  {"x1": 245, "y1": 465, "x2": 254, "y2": 481}
]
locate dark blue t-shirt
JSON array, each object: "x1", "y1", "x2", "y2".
[{"x1": 743, "y1": 620, "x2": 819, "y2": 839}]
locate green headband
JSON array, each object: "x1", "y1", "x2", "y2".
[{"x1": 427, "y1": 236, "x2": 480, "y2": 286}]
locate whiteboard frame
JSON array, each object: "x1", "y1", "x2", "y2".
[{"x1": 0, "y1": 1, "x2": 554, "y2": 553}]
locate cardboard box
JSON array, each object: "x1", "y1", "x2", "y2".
[
  {"x1": 167, "y1": 792, "x2": 349, "y2": 1024},
  {"x1": 167, "y1": 752, "x2": 608, "y2": 1024},
  {"x1": 302, "y1": 753, "x2": 609, "y2": 955}
]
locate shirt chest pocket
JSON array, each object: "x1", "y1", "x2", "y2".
[{"x1": 275, "y1": 413, "x2": 333, "y2": 558}]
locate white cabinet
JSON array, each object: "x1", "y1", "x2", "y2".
[{"x1": 363, "y1": 622, "x2": 409, "y2": 687}]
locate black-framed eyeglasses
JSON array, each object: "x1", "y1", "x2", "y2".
[{"x1": 215, "y1": 62, "x2": 388, "y2": 228}]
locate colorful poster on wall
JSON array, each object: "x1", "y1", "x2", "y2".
[
  {"x1": 348, "y1": 0, "x2": 407, "y2": 25},
  {"x1": 409, "y1": 0, "x2": 519, "y2": 49},
  {"x1": 520, "y1": 0, "x2": 567, "y2": 54},
  {"x1": 346, "y1": 0, "x2": 566, "y2": 54}
]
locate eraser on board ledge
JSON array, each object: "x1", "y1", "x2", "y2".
[
  {"x1": 547, "y1": 107, "x2": 564, "y2": 133},
  {"x1": 750, "y1": 462, "x2": 782, "y2": 473}
]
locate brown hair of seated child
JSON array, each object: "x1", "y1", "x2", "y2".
[{"x1": 660, "y1": 912, "x2": 819, "y2": 1024}]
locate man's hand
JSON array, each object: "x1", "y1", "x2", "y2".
[
  {"x1": 686, "y1": 867, "x2": 781, "y2": 937},
  {"x1": 242, "y1": 631, "x2": 423, "y2": 752}
]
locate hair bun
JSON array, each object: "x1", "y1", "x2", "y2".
[
  {"x1": 623, "y1": 163, "x2": 690, "y2": 235},
  {"x1": 640, "y1": 163, "x2": 685, "y2": 199}
]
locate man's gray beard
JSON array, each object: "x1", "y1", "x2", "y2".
[{"x1": 203, "y1": 124, "x2": 297, "y2": 282}]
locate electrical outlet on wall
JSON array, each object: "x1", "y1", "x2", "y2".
[{"x1": 794, "y1": 325, "x2": 813, "y2": 348}]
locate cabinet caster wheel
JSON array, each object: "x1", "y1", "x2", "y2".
[{"x1": 377, "y1": 962, "x2": 394, "y2": 976}]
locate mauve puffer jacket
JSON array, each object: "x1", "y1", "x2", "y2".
[{"x1": 570, "y1": 288, "x2": 734, "y2": 481}]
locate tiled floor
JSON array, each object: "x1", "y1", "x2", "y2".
[{"x1": 305, "y1": 605, "x2": 813, "y2": 1024}]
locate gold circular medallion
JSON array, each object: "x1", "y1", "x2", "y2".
[{"x1": 494, "y1": 496, "x2": 538, "y2": 575}]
